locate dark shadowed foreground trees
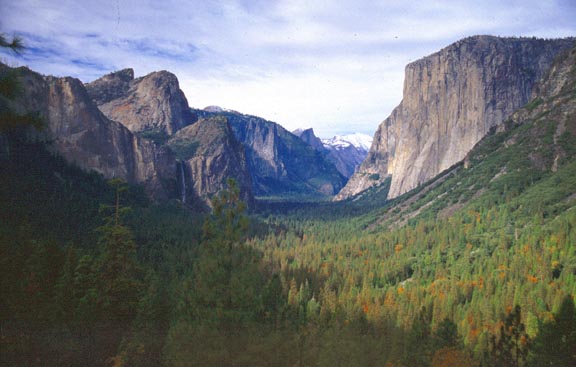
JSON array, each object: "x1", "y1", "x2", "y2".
[{"x1": 529, "y1": 296, "x2": 576, "y2": 367}]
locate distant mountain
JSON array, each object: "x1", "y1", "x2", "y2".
[
  {"x1": 293, "y1": 128, "x2": 372, "y2": 178},
  {"x1": 195, "y1": 109, "x2": 347, "y2": 197},
  {"x1": 322, "y1": 133, "x2": 372, "y2": 151},
  {"x1": 336, "y1": 35, "x2": 575, "y2": 201},
  {"x1": 292, "y1": 128, "x2": 325, "y2": 151}
]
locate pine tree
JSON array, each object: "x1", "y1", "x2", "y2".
[
  {"x1": 529, "y1": 295, "x2": 576, "y2": 367},
  {"x1": 171, "y1": 179, "x2": 263, "y2": 365},
  {"x1": 491, "y1": 305, "x2": 529, "y2": 367},
  {"x1": 95, "y1": 179, "x2": 142, "y2": 324},
  {"x1": 0, "y1": 33, "x2": 43, "y2": 132}
]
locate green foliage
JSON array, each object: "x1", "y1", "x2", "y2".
[
  {"x1": 524, "y1": 97, "x2": 543, "y2": 112},
  {"x1": 167, "y1": 139, "x2": 199, "y2": 160},
  {"x1": 0, "y1": 36, "x2": 44, "y2": 132},
  {"x1": 490, "y1": 305, "x2": 529, "y2": 367},
  {"x1": 164, "y1": 179, "x2": 266, "y2": 365},
  {"x1": 138, "y1": 128, "x2": 170, "y2": 144},
  {"x1": 529, "y1": 296, "x2": 576, "y2": 367},
  {"x1": 0, "y1": 33, "x2": 24, "y2": 52}
]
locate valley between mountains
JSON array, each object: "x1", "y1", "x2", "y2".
[{"x1": 1, "y1": 35, "x2": 576, "y2": 366}]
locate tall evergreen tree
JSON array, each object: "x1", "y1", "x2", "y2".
[
  {"x1": 491, "y1": 305, "x2": 529, "y2": 367},
  {"x1": 166, "y1": 179, "x2": 264, "y2": 365},
  {"x1": 529, "y1": 295, "x2": 576, "y2": 367},
  {"x1": 0, "y1": 33, "x2": 43, "y2": 132}
]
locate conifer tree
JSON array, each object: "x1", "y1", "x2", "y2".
[
  {"x1": 529, "y1": 295, "x2": 576, "y2": 367},
  {"x1": 491, "y1": 305, "x2": 529, "y2": 367},
  {"x1": 0, "y1": 33, "x2": 43, "y2": 132}
]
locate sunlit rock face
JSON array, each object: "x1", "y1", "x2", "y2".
[
  {"x1": 2, "y1": 64, "x2": 176, "y2": 199},
  {"x1": 86, "y1": 69, "x2": 195, "y2": 135},
  {"x1": 335, "y1": 36, "x2": 575, "y2": 201},
  {"x1": 167, "y1": 116, "x2": 254, "y2": 207}
]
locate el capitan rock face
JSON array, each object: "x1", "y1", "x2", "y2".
[
  {"x1": 335, "y1": 36, "x2": 575, "y2": 201},
  {"x1": 2, "y1": 64, "x2": 177, "y2": 199},
  {"x1": 86, "y1": 69, "x2": 195, "y2": 135}
]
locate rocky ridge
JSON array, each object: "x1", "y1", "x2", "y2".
[
  {"x1": 195, "y1": 109, "x2": 347, "y2": 197},
  {"x1": 86, "y1": 69, "x2": 252, "y2": 207},
  {"x1": 86, "y1": 69, "x2": 195, "y2": 136},
  {"x1": 293, "y1": 128, "x2": 371, "y2": 178},
  {"x1": 1, "y1": 64, "x2": 176, "y2": 199},
  {"x1": 335, "y1": 36, "x2": 575, "y2": 201},
  {"x1": 167, "y1": 116, "x2": 253, "y2": 207}
]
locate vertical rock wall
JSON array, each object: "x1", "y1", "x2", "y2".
[{"x1": 336, "y1": 36, "x2": 575, "y2": 200}]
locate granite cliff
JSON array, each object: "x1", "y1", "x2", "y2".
[
  {"x1": 0, "y1": 64, "x2": 176, "y2": 198},
  {"x1": 335, "y1": 36, "x2": 575, "y2": 201},
  {"x1": 293, "y1": 128, "x2": 371, "y2": 178},
  {"x1": 195, "y1": 109, "x2": 347, "y2": 197},
  {"x1": 86, "y1": 70, "x2": 253, "y2": 207},
  {"x1": 167, "y1": 116, "x2": 253, "y2": 207},
  {"x1": 86, "y1": 68, "x2": 195, "y2": 136}
]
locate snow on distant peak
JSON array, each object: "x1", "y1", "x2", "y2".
[
  {"x1": 322, "y1": 133, "x2": 373, "y2": 151},
  {"x1": 203, "y1": 105, "x2": 239, "y2": 113}
]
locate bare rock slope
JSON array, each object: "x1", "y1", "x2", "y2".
[
  {"x1": 336, "y1": 36, "x2": 575, "y2": 201},
  {"x1": 2, "y1": 64, "x2": 176, "y2": 198},
  {"x1": 86, "y1": 69, "x2": 195, "y2": 135}
]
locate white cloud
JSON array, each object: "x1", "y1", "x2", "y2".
[{"x1": 1, "y1": 0, "x2": 575, "y2": 138}]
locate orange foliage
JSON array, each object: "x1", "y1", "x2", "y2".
[
  {"x1": 468, "y1": 328, "x2": 480, "y2": 342},
  {"x1": 397, "y1": 286, "x2": 405, "y2": 295},
  {"x1": 384, "y1": 293, "x2": 396, "y2": 306},
  {"x1": 527, "y1": 275, "x2": 538, "y2": 283},
  {"x1": 432, "y1": 347, "x2": 476, "y2": 367},
  {"x1": 394, "y1": 244, "x2": 404, "y2": 253}
]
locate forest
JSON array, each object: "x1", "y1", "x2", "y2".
[{"x1": 1, "y1": 93, "x2": 576, "y2": 367}]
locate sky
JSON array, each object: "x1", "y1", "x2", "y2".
[{"x1": 1, "y1": 1, "x2": 575, "y2": 138}]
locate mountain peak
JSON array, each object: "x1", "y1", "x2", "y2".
[
  {"x1": 86, "y1": 68, "x2": 194, "y2": 135},
  {"x1": 322, "y1": 133, "x2": 373, "y2": 151},
  {"x1": 203, "y1": 105, "x2": 226, "y2": 113}
]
